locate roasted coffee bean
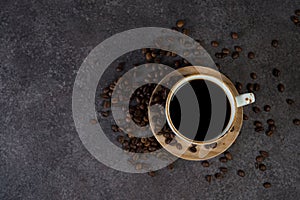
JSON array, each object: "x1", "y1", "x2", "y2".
[
  {"x1": 176, "y1": 19, "x2": 185, "y2": 28},
  {"x1": 111, "y1": 125, "x2": 119, "y2": 132},
  {"x1": 236, "y1": 82, "x2": 243, "y2": 92},
  {"x1": 272, "y1": 68, "x2": 281, "y2": 77},
  {"x1": 293, "y1": 119, "x2": 300, "y2": 125},
  {"x1": 253, "y1": 106, "x2": 261, "y2": 113},
  {"x1": 231, "y1": 32, "x2": 238, "y2": 39},
  {"x1": 254, "y1": 83, "x2": 260, "y2": 91},
  {"x1": 215, "y1": 172, "x2": 223, "y2": 179},
  {"x1": 264, "y1": 105, "x2": 271, "y2": 112},
  {"x1": 224, "y1": 152, "x2": 233, "y2": 160},
  {"x1": 211, "y1": 41, "x2": 219, "y2": 47},
  {"x1": 237, "y1": 170, "x2": 245, "y2": 177},
  {"x1": 248, "y1": 52, "x2": 255, "y2": 59},
  {"x1": 220, "y1": 167, "x2": 228, "y2": 173},
  {"x1": 182, "y1": 28, "x2": 190, "y2": 35},
  {"x1": 267, "y1": 119, "x2": 275, "y2": 125},
  {"x1": 142, "y1": 48, "x2": 148, "y2": 54},
  {"x1": 291, "y1": 15, "x2": 299, "y2": 23},
  {"x1": 256, "y1": 155, "x2": 264, "y2": 162},
  {"x1": 205, "y1": 175, "x2": 212, "y2": 183},
  {"x1": 254, "y1": 121, "x2": 263, "y2": 127},
  {"x1": 222, "y1": 48, "x2": 230, "y2": 55},
  {"x1": 295, "y1": 10, "x2": 300, "y2": 16},
  {"x1": 277, "y1": 83, "x2": 285, "y2": 92},
  {"x1": 271, "y1": 40, "x2": 279, "y2": 48},
  {"x1": 259, "y1": 150, "x2": 269, "y2": 158},
  {"x1": 255, "y1": 127, "x2": 264, "y2": 132},
  {"x1": 259, "y1": 164, "x2": 266, "y2": 171},
  {"x1": 201, "y1": 161, "x2": 210, "y2": 167},
  {"x1": 247, "y1": 83, "x2": 254, "y2": 92},
  {"x1": 148, "y1": 171, "x2": 156, "y2": 177},
  {"x1": 269, "y1": 124, "x2": 276, "y2": 131},
  {"x1": 232, "y1": 51, "x2": 239, "y2": 59},
  {"x1": 234, "y1": 46, "x2": 242, "y2": 52},
  {"x1": 189, "y1": 145, "x2": 197, "y2": 153},
  {"x1": 219, "y1": 157, "x2": 228, "y2": 163},
  {"x1": 167, "y1": 163, "x2": 174, "y2": 170},
  {"x1": 265, "y1": 130, "x2": 273, "y2": 136},
  {"x1": 117, "y1": 135, "x2": 125, "y2": 144},
  {"x1": 263, "y1": 182, "x2": 271, "y2": 188},
  {"x1": 101, "y1": 111, "x2": 109, "y2": 117},
  {"x1": 145, "y1": 52, "x2": 152, "y2": 61},
  {"x1": 215, "y1": 52, "x2": 223, "y2": 59},
  {"x1": 176, "y1": 143, "x2": 182, "y2": 150},
  {"x1": 103, "y1": 101, "x2": 111, "y2": 109},
  {"x1": 165, "y1": 138, "x2": 172, "y2": 144},
  {"x1": 116, "y1": 62, "x2": 125, "y2": 72},
  {"x1": 286, "y1": 98, "x2": 295, "y2": 105},
  {"x1": 250, "y1": 72, "x2": 257, "y2": 79},
  {"x1": 243, "y1": 114, "x2": 249, "y2": 120}
]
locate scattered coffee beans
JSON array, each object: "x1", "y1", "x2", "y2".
[
  {"x1": 271, "y1": 40, "x2": 279, "y2": 48},
  {"x1": 234, "y1": 46, "x2": 242, "y2": 52},
  {"x1": 263, "y1": 182, "x2": 271, "y2": 188},
  {"x1": 264, "y1": 105, "x2": 271, "y2": 112},
  {"x1": 220, "y1": 167, "x2": 228, "y2": 173},
  {"x1": 286, "y1": 98, "x2": 295, "y2": 105},
  {"x1": 237, "y1": 170, "x2": 245, "y2": 177},
  {"x1": 215, "y1": 172, "x2": 223, "y2": 179},
  {"x1": 277, "y1": 83, "x2": 285, "y2": 92},
  {"x1": 231, "y1": 32, "x2": 238, "y2": 39},
  {"x1": 248, "y1": 52, "x2": 255, "y2": 59},
  {"x1": 205, "y1": 175, "x2": 212, "y2": 183},
  {"x1": 211, "y1": 41, "x2": 219, "y2": 47},
  {"x1": 176, "y1": 19, "x2": 185, "y2": 28},
  {"x1": 259, "y1": 164, "x2": 266, "y2": 171},
  {"x1": 256, "y1": 155, "x2": 264, "y2": 162},
  {"x1": 293, "y1": 119, "x2": 300, "y2": 125},
  {"x1": 201, "y1": 161, "x2": 210, "y2": 167},
  {"x1": 232, "y1": 51, "x2": 239, "y2": 59},
  {"x1": 243, "y1": 114, "x2": 249, "y2": 120},
  {"x1": 250, "y1": 72, "x2": 257, "y2": 79},
  {"x1": 224, "y1": 152, "x2": 233, "y2": 160},
  {"x1": 260, "y1": 150, "x2": 269, "y2": 158},
  {"x1": 253, "y1": 106, "x2": 261, "y2": 113},
  {"x1": 267, "y1": 119, "x2": 275, "y2": 125},
  {"x1": 272, "y1": 68, "x2": 281, "y2": 77},
  {"x1": 219, "y1": 157, "x2": 228, "y2": 163}
]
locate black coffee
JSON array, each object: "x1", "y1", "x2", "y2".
[{"x1": 169, "y1": 79, "x2": 231, "y2": 141}]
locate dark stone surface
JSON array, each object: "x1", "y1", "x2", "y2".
[{"x1": 1, "y1": 0, "x2": 300, "y2": 199}]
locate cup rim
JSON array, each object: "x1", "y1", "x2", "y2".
[{"x1": 165, "y1": 74, "x2": 236, "y2": 144}]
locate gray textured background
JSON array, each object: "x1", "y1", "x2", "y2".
[{"x1": 1, "y1": 0, "x2": 300, "y2": 199}]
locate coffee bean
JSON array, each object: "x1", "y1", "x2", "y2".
[
  {"x1": 254, "y1": 121, "x2": 262, "y2": 127},
  {"x1": 234, "y1": 46, "x2": 242, "y2": 52},
  {"x1": 237, "y1": 170, "x2": 245, "y2": 177},
  {"x1": 232, "y1": 51, "x2": 239, "y2": 59},
  {"x1": 167, "y1": 163, "x2": 174, "y2": 170},
  {"x1": 291, "y1": 15, "x2": 299, "y2": 23},
  {"x1": 182, "y1": 28, "x2": 190, "y2": 35},
  {"x1": 219, "y1": 157, "x2": 228, "y2": 163},
  {"x1": 256, "y1": 155, "x2": 264, "y2": 162},
  {"x1": 254, "y1": 83, "x2": 260, "y2": 91},
  {"x1": 253, "y1": 106, "x2": 261, "y2": 113},
  {"x1": 259, "y1": 150, "x2": 269, "y2": 158},
  {"x1": 165, "y1": 138, "x2": 172, "y2": 144},
  {"x1": 286, "y1": 98, "x2": 295, "y2": 105},
  {"x1": 220, "y1": 167, "x2": 228, "y2": 173},
  {"x1": 267, "y1": 119, "x2": 275, "y2": 125},
  {"x1": 265, "y1": 130, "x2": 273, "y2": 136},
  {"x1": 231, "y1": 32, "x2": 238, "y2": 39},
  {"x1": 176, "y1": 19, "x2": 185, "y2": 28},
  {"x1": 201, "y1": 161, "x2": 210, "y2": 167},
  {"x1": 215, "y1": 172, "x2": 223, "y2": 179},
  {"x1": 293, "y1": 119, "x2": 300, "y2": 125},
  {"x1": 248, "y1": 52, "x2": 255, "y2": 59},
  {"x1": 243, "y1": 114, "x2": 249, "y2": 120},
  {"x1": 101, "y1": 111, "x2": 109, "y2": 117},
  {"x1": 205, "y1": 175, "x2": 212, "y2": 183},
  {"x1": 247, "y1": 83, "x2": 254, "y2": 92},
  {"x1": 111, "y1": 125, "x2": 119, "y2": 132},
  {"x1": 148, "y1": 171, "x2": 156, "y2": 177},
  {"x1": 277, "y1": 83, "x2": 285, "y2": 92},
  {"x1": 176, "y1": 143, "x2": 182, "y2": 150},
  {"x1": 250, "y1": 72, "x2": 257, "y2": 79},
  {"x1": 272, "y1": 68, "x2": 281, "y2": 77},
  {"x1": 263, "y1": 182, "x2": 271, "y2": 188},
  {"x1": 189, "y1": 145, "x2": 197, "y2": 153},
  {"x1": 224, "y1": 152, "x2": 233, "y2": 160},
  {"x1": 116, "y1": 62, "x2": 125, "y2": 72},
  {"x1": 222, "y1": 48, "x2": 230, "y2": 55},
  {"x1": 296, "y1": 10, "x2": 300, "y2": 16},
  {"x1": 215, "y1": 52, "x2": 223, "y2": 59},
  {"x1": 236, "y1": 82, "x2": 243, "y2": 92},
  {"x1": 269, "y1": 124, "x2": 276, "y2": 131},
  {"x1": 146, "y1": 52, "x2": 152, "y2": 61},
  {"x1": 271, "y1": 40, "x2": 279, "y2": 48},
  {"x1": 259, "y1": 164, "x2": 266, "y2": 171},
  {"x1": 255, "y1": 127, "x2": 264, "y2": 132},
  {"x1": 103, "y1": 101, "x2": 111, "y2": 109},
  {"x1": 264, "y1": 105, "x2": 271, "y2": 112},
  {"x1": 211, "y1": 41, "x2": 219, "y2": 47}
]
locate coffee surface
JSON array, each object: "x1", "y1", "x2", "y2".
[{"x1": 169, "y1": 79, "x2": 231, "y2": 141}]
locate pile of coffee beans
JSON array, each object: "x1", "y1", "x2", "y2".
[
  {"x1": 290, "y1": 9, "x2": 300, "y2": 26},
  {"x1": 97, "y1": 19, "x2": 298, "y2": 188}
]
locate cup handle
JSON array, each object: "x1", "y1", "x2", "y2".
[{"x1": 235, "y1": 93, "x2": 255, "y2": 107}]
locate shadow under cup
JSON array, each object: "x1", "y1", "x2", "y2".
[{"x1": 166, "y1": 75, "x2": 235, "y2": 143}]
